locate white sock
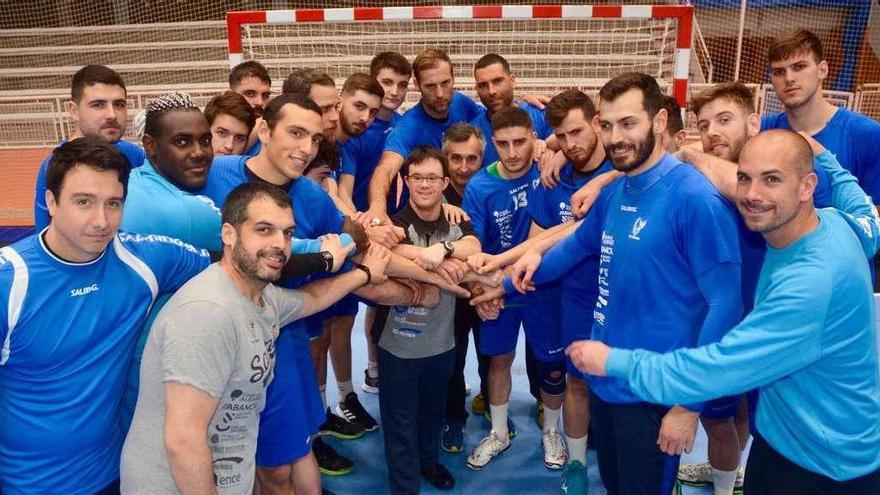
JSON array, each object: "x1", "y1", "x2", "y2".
[
  {"x1": 319, "y1": 385, "x2": 327, "y2": 410},
  {"x1": 711, "y1": 467, "x2": 738, "y2": 495},
  {"x1": 337, "y1": 380, "x2": 353, "y2": 402},
  {"x1": 367, "y1": 361, "x2": 379, "y2": 379},
  {"x1": 489, "y1": 403, "x2": 509, "y2": 440},
  {"x1": 543, "y1": 405, "x2": 561, "y2": 433},
  {"x1": 566, "y1": 434, "x2": 588, "y2": 465}
]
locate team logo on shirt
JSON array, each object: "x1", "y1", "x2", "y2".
[
  {"x1": 70, "y1": 283, "x2": 99, "y2": 297},
  {"x1": 629, "y1": 217, "x2": 648, "y2": 240}
]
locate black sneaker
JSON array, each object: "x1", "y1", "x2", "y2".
[
  {"x1": 312, "y1": 437, "x2": 354, "y2": 476},
  {"x1": 421, "y1": 463, "x2": 455, "y2": 490},
  {"x1": 319, "y1": 407, "x2": 364, "y2": 440},
  {"x1": 337, "y1": 391, "x2": 379, "y2": 432},
  {"x1": 362, "y1": 368, "x2": 379, "y2": 394}
]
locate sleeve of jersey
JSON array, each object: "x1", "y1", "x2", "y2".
[
  {"x1": 313, "y1": 182, "x2": 345, "y2": 233},
  {"x1": 269, "y1": 286, "x2": 306, "y2": 327},
  {"x1": 816, "y1": 150, "x2": 880, "y2": 258},
  {"x1": 606, "y1": 265, "x2": 829, "y2": 406},
  {"x1": 461, "y1": 187, "x2": 487, "y2": 243},
  {"x1": 681, "y1": 190, "x2": 742, "y2": 276},
  {"x1": 33, "y1": 156, "x2": 52, "y2": 232},
  {"x1": 383, "y1": 121, "x2": 414, "y2": 158},
  {"x1": 160, "y1": 302, "x2": 238, "y2": 398},
  {"x1": 460, "y1": 92, "x2": 485, "y2": 122},
  {"x1": 527, "y1": 188, "x2": 554, "y2": 229},
  {"x1": 140, "y1": 239, "x2": 211, "y2": 295},
  {"x1": 0, "y1": 270, "x2": 9, "y2": 349},
  {"x1": 534, "y1": 227, "x2": 594, "y2": 286},
  {"x1": 694, "y1": 262, "x2": 743, "y2": 346},
  {"x1": 458, "y1": 219, "x2": 476, "y2": 238}
]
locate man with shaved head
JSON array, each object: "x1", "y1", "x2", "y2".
[{"x1": 569, "y1": 129, "x2": 880, "y2": 494}]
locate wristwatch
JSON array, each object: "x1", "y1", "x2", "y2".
[
  {"x1": 354, "y1": 263, "x2": 372, "y2": 284},
  {"x1": 442, "y1": 240, "x2": 455, "y2": 257},
  {"x1": 319, "y1": 251, "x2": 334, "y2": 272}
]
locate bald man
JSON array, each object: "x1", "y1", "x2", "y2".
[{"x1": 568, "y1": 129, "x2": 880, "y2": 494}]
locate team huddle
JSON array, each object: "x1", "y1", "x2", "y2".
[{"x1": 1, "y1": 27, "x2": 880, "y2": 495}]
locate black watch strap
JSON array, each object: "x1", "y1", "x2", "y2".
[
  {"x1": 319, "y1": 251, "x2": 334, "y2": 272},
  {"x1": 354, "y1": 263, "x2": 372, "y2": 284}
]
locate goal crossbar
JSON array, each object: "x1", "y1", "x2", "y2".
[{"x1": 226, "y1": 4, "x2": 693, "y2": 107}]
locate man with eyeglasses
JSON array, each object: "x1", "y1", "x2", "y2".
[{"x1": 373, "y1": 145, "x2": 482, "y2": 492}]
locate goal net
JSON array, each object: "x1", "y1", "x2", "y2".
[{"x1": 227, "y1": 5, "x2": 694, "y2": 109}]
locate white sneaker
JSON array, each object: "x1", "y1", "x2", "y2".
[
  {"x1": 678, "y1": 461, "x2": 712, "y2": 486},
  {"x1": 466, "y1": 432, "x2": 510, "y2": 470},
  {"x1": 542, "y1": 429, "x2": 568, "y2": 470}
]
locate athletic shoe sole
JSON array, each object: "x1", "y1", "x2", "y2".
[
  {"x1": 361, "y1": 382, "x2": 379, "y2": 394},
  {"x1": 544, "y1": 459, "x2": 565, "y2": 470},
  {"x1": 466, "y1": 442, "x2": 511, "y2": 471},
  {"x1": 318, "y1": 429, "x2": 364, "y2": 441},
  {"x1": 441, "y1": 443, "x2": 462, "y2": 453},
  {"x1": 318, "y1": 465, "x2": 354, "y2": 477}
]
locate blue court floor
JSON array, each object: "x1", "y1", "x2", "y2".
[{"x1": 321, "y1": 306, "x2": 729, "y2": 495}]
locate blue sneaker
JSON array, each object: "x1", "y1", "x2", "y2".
[
  {"x1": 483, "y1": 410, "x2": 517, "y2": 438},
  {"x1": 442, "y1": 421, "x2": 465, "y2": 453},
  {"x1": 560, "y1": 460, "x2": 588, "y2": 494}
]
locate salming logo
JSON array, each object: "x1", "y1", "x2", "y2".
[
  {"x1": 629, "y1": 217, "x2": 648, "y2": 240},
  {"x1": 70, "y1": 283, "x2": 99, "y2": 297}
]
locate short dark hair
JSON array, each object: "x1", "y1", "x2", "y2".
[
  {"x1": 598, "y1": 72, "x2": 663, "y2": 118},
  {"x1": 204, "y1": 91, "x2": 257, "y2": 133},
  {"x1": 221, "y1": 182, "x2": 292, "y2": 228},
  {"x1": 402, "y1": 146, "x2": 449, "y2": 178},
  {"x1": 370, "y1": 52, "x2": 412, "y2": 78},
  {"x1": 690, "y1": 82, "x2": 756, "y2": 117},
  {"x1": 491, "y1": 106, "x2": 533, "y2": 133},
  {"x1": 229, "y1": 60, "x2": 271, "y2": 89},
  {"x1": 662, "y1": 95, "x2": 684, "y2": 135},
  {"x1": 412, "y1": 48, "x2": 453, "y2": 83},
  {"x1": 545, "y1": 89, "x2": 596, "y2": 128},
  {"x1": 281, "y1": 68, "x2": 335, "y2": 96},
  {"x1": 768, "y1": 28, "x2": 824, "y2": 64},
  {"x1": 442, "y1": 123, "x2": 486, "y2": 154},
  {"x1": 143, "y1": 92, "x2": 201, "y2": 139},
  {"x1": 71, "y1": 65, "x2": 126, "y2": 102},
  {"x1": 305, "y1": 139, "x2": 341, "y2": 175},
  {"x1": 262, "y1": 93, "x2": 322, "y2": 131},
  {"x1": 474, "y1": 53, "x2": 510, "y2": 73},
  {"x1": 46, "y1": 137, "x2": 131, "y2": 199},
  {"x1": 341, "y1": 73, "x2": 384, "y2": 100}
]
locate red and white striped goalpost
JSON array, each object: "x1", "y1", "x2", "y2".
[{"x1": 226, "y1": 4, "x2": 694, "y2": 108}]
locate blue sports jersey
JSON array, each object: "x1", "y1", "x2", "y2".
[
  {"x1": 197, "y1": 155, "x2": 344, "y2": 240},
  {"x1": 574, "y1": 154, "x2": 742, "y2": 404},
  {"x1": 471, "y1": 101, "x2": 553, "y2": 167},
  {"x1": 341, "y1": 113, "x2": 402, "y2": 211},
  {"x1": 384, "y1": 91, "x2": 484, "y2": 158},
  {"x1": 762, "y1": 109, "x2": 880, "y2": 202},
  {"x1": 34, "y1": 140, "x2": 145, "y2": 231},
  {"x1": 0, "y1": 232, "x2": 209, "y2": 495},
  {"x1": 528, "y1": 160, "x2": 613, "y2": 304},
  {"x1": 607, "y1": 152, "x2": 880, "y2": 481},
  {"x1": 122, "y1": 160, "x2": 223, "y2": 252},
  {"x1": 463, "y1": 162, "x2": 559, "y2": 305}
]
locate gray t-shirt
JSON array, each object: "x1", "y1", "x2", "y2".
[
  {"x1": 379, "y1": 205, "x2": 473, "y2": 359},
  {"x1": 121, "y1": 263, "x2": 304, "y2": 495}
]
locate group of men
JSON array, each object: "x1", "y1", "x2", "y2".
[{"x1": 1, "y1": 26, "x2": 880, "y2": 495}]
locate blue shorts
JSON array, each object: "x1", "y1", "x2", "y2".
[
  {"x1": 323, "y1": 294, "x2": 360, "y2": 318},
  {"x1": 701, "y1": 394, "x2": 742, "y2": 420},
  {"x1": 478, "y1": 302, "x2": 563, "y2": 362},
  {"x1": 561, "y1": 296, "x2": 593, "y2": 376},
  {"x1": 304, "y1": 312, "x2": 324, "y2": 339},
  {"x1": 257, "y1": 325, "x2": 325, "y2": 467}
]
